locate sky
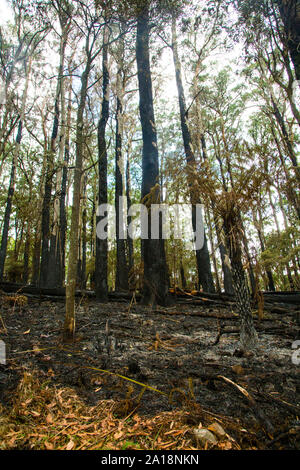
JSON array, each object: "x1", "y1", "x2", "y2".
[{"x1": 0, "y1": 0, "x2": 13, "y2": 26}]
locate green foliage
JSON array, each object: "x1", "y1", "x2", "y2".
[{"x1": 262, "y1": 226, "x2": 300, "y2": 268}]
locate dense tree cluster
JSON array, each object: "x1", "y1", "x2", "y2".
[{"x1": 0, "y1": 0, "x2": 299, "y2": 348}]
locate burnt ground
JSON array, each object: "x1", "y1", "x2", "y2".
[{"x1": 0, "y1": 294, "x2": 300, "y2": 450}]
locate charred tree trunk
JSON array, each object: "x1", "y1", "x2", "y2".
[
  {"x1": 31, "y1": 226, "x2": 41, "y2": 286},
  {"x1": 115, "y1": 77, "x2": 129, "y2": 291},
  {"x1": 277, "y1": 0, "x2": 300, "y2": 81},
  {"x1": 95, "y1": 25, "x2": 110, "y2": 302},
  {"x1": 23, "y1": 225, "x2": 31, "y2": 284},
  {"x1": 253, "y1": 209, "x2": 276, "y2": 292},
  {"x1": 223, "y1": 210, "x2": 258, "y2": 350},
  {"x1": 39, "y1": 95, "x2": 59, "y2": 287},
  {"x1": 126, "y1": 157, "x2": 134, "y2": 280},
  {"x1": 136, "y1": 6, "x2": 172, "y2": 306},
  {"x1": 171, "y1": 16, "x2": 215, "y2": 293},
  {"x1": 180, "y1": 262, "x2": 187, "y2": 289}
]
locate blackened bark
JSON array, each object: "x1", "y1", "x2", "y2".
[
  {"x1": 277, "y1": 0, "x2": 300, "y2": 81},
  {"x1": 95, "y1": 25, "x2": 110, "y2": 302},
  {"x1": 240, "y1": 224, "x2": 256, "y2": 296},
  {"x1": 171, "y1": 16, "x2": 215, "y2": 293},
  {"x1": 23, "y1": 228, "x2": 30, "y2": 284},
  {"x1": 115, "y1": 93, "x2": 129, "y2": 291},
  {"x1": 136, "y1": 6, "x2": 172, "y2": 306},
  {"x1": 126, "y1": 158, "x2": 134, "y2": 278},
  {"x1": 223, "y1": 217, "x2": 258, "y2": 350},
  {"x1": 0, "y1": 141, "x2": 17, "y2": 279},
  {"x1": 219, "y1": 240, "x2": 235, "y2": 294},
  {"x1": 31, "y1": 227, "x2": 41, "y2": 286},
  {"x1": 180, "y1": 262, "x2": 187, "y2": 289},
  {"x1": 254, "y1": 210, "x2": 276, "y2": 292},
  {"x1": 40, "y1": 96, "x2": 59, "y2": 287}
]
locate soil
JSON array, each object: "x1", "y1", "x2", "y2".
[{"x1": 0, "y1": 294, "x2": 299, "y2": 450}]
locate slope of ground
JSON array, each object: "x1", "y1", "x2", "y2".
[{"x1": 0, "y1": 294, "x2": 299, "y2": 450}]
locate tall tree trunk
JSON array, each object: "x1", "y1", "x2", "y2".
[
  {"x1": 277, "y1": 0, "x2": 300, "y2": 81},
  {"x1": 171, "y1": 16, "x2": 215, "y2": 293},
  {"x1": 95, "y1": 25, "x2": 110, "y2": 302},
  {"x1": 253, "y1": 208, "x2": 276, "y2": 291},
  {"x1": 126, "y1": 156, "x2": 134, "y2": 281},
  {"x1": 58, "y1": 76, "x2": 72, "y2": 287},
  {"x1": 81, "y1": 175, "x2": 87, "y2": 290},
  {"x1": 115, "y1": 71, "x2": 129, "y2": 291},
  {"x1": 40, "y1": 26, "x2": 69, "y2": 287},
  {"x1": 48, "y1": 31, "x2": 68, "y2": 288},
  {"x1": 180, "y1": 261, "x2": 187, "y2": 289},
  {"x1": 31, "y1": 226, "x2": 41, "y2": 286},
  {"x1": 271, "y1": 98, "x2": 300, "y2": 186},
  {"x1": 39, "y1": 89, "x2": 60, "y2": 287},
  {"x1": 270, "y1": 123, "x2": 300, "y2": 220},
  {"x1": 206, "y1": 209, "x2": 221, "y2": 293},
  {"x1": 0, "y1": 148, "x2": 17, "y2": 279},
  {"x1": 0, "y1": 58, "x2": 31, "y2": 279},
  {"x1": 23, "y1": 227, "x2": 30, "y2": 284},
  {"x1": 136, "y1": 5, "x2": 171, "y2": 306},
  {"x1": 64, "y1": 53, "x2": 91, "y2": 341}
]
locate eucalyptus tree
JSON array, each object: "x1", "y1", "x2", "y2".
[
  {"x1": 234, "y1": 1, "x2": 300, "y2": 87},
  {"x1": 94, "y1": 20, "x2": 110, "y2": 302},
  {"x1": 111, "y1": 28, "x2": 136, "y2": 292},
  {"x1": 243, "y1": 58, "x2": 300, "y2": 219},
  {"x1": 0, "y1": 1, "x2": 49, "y2": 280},
  {"x1": 134, "y1": 0, "x2": 182, "y2": 305},
  {"x1": 0, "y1": 57, "x2": 32, "y2": 280},
  {"x1": 0, "y1": 0, "x2": 49, "y2": 146},
  {"x1": 38, "y1": 0, "x2": 73, "y2": 288},
  {"x1": 46, "y1": 0, "x2": 73, "y2": 289},
  {"x1": 64, "y1": 1, "x2": 108, "y2": 341},
  {"x1": 171, "y1": 13, "x2": 217, "y2": 293}
]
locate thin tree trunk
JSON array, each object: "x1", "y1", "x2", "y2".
[
  {"x1": 253, "y1": 208, "x2": 276, "y2": 291},
  {"x1": 64, "y1": 52, "x2": 91, "y2": 341},
  {"x1": 271, "y1": 97, "x2": 300, "y2": 186},
  {"x1": 115, "y1": 70, "x2": 129, "y2": 291},
  {"x1": 0, "y1": 58, "x2": 31, "y2": 279},
  {"x1": 48, "y1": 30, "x2": 68, "y2": 288},
  {"x1": 126, "y1": 156, "x2": 134, "y2": 280},
  {"x1": 171, "y1": 16, "x2": 215, "y2": 293},
  {"x1": 206, "y1": 209, "x2": 221, "y2": 293}
]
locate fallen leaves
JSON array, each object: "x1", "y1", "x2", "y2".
[
  {"x1": 0, "y1": 371, "x2": 242, "y2": 451},
  {"x1": 148, "y1": 332, "x2": 183, "y2": 352}
]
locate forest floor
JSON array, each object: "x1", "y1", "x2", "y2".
[{"x1": 0, "y1": 293, "x2": 299, "y2": 451}]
